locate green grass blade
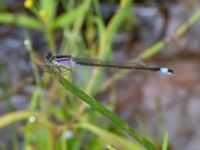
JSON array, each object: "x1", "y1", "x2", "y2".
[
  {"x1": 40, "y1": 0, "x2": 58, "y2": 22},
  {"x1": 55, "y1": 75, "x2": 158, "y2": 150},
  {"x1": 72, "y1": 0, "x2": 91, "y2": 32},
  {"x1": 162, "y1": 132, "x2": 168, "y2": 150},
  {"x1": 78, "y1": 122, "x2": 144, "y2": 150},
  {"x1": 0, "y1": 13, "x2": 43, "y2": 29},
  {"x1": 138, "y1": 9, "x2": 200, "y2": 60},
  {"x1": 99, "y1": 0, "x2": 132, "y2": 59},
  {"x1": 52, "y1": 1, "x2": 90, "y2": 29},
  {"x1": 85, "y1": 0, "x2": 133, "y2": 94},
  {"x1": 138, "y1": 41, "x2": 164, "y2": 60},
  {"x1": 0, "y1": 111, "x2": 37, "y2": 128}
]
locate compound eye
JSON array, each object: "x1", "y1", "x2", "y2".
[
  {"x1": 44, "y1": 51, "x2": 54, "y2": 63},
  {"x1": 46, "y1": 52, "x2": 51, "y2": 60}
]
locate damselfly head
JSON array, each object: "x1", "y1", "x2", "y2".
[{"x1": 44, "y1": 51, "x2": 55, "y2": 64}]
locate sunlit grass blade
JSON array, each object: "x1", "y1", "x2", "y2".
[
  {"x1": 0, "y1": 111, "x2": 37, "y2": 128},
  {"x1": 162, "y1": 132, "x2": 169, "y2": 150},
  {"x1": 78, "y1": 122, "x2": 144, "y2": 150}
]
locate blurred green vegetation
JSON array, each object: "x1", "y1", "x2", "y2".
[{"x1": 0, "y1": 0, "x2": 200, "y2": 150}]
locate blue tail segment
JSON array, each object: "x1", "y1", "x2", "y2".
[{"x1": 159, "y1": 67, "x2": 174, "y2": 74}]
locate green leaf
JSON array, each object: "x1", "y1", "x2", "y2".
[{"x1": 0, "y1": 13, "x2": 43, "y2": 29}]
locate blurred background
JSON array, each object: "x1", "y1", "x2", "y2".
[{"x1": 0, "y1": 0, "x2": 200, "y2": 150}]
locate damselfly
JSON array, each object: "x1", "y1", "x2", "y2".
[{"x1": 44, "y1": 52, "x2": 174, "y2": 75}]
